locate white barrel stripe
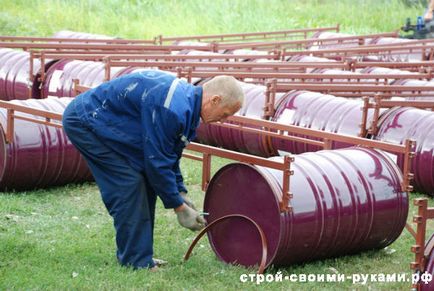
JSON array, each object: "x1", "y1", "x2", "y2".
[{"x1": 163, "y1": 78, "x2": 180, "y2": 108}]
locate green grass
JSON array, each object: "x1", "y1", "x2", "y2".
[
  {"x1": 1, "y1": 157, "x2": 433, "y2": 290},
  {"x1": 1, "y1": 0, "x2": 434, "y2": 290},
  {"x1": 0, "y1": 0, "x2": 427, "y2": 38}
]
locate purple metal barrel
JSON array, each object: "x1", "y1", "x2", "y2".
[
  {"x1": 204, "y1": 147, "x2": 408, "y2": 268},
  {"x1": 390, "y1": 79, "x2": 434, "y2": 101},
  {"x1": 309, "y1": 68, "x2": 363, "y2": 83},
  {"x1": 307, "y1": 31, "x2": 361, "y2": 50},
  {"x1": 360, "y1": 66, "x2": 414, "y2": 76},
  {"x1": 359, "y1": 67, "x2": 416, "y2": 84},
  {"x1": 195, "y1": 81, "x2": 260, "y2": 150},
  {"x1": 0, "y1": 49, "x2": 42, "y2": 100},
  {"x1": 224, "y1": 49, "x2": 269, "y2": 62},
  {"x1": 41, "y1": 60, "x2": 124, "y2": 98},
  {"x1": 0, "y1": 97, "x2": 92, "y2": 190},
  {"x1": 195, "y1": 81, "x2": 284, "y2": 157},
  {"x1": 287, "y1": 55, "x2": 336, "y2": 62},
  {"x1": 52, "y1": 30, "x2": 116, "y2": 39},
  {"x1": 175, "y1": 49, "x2": 223, "y2": 59},
  {"x1": 367, "y1": 37, "x2": 419, "y2": 61},
  {"x1": 375, "y1": 107, "x2": 434, "y2": 195},
  {"x1": 229, "y1": 83, "x2": 276, "y2": 156},
  {"x1": 420, "y1": 233, "x2": 434, "y2": 291},
  {"x1": 271, "y1": 90, "x2": 376, "y2": 155},
  {"x1": 172, "y1": 40, "x2": 209, "y2": 46},
  {"x1": 286, "y1": 55, "x2": 336, "y2": 72},
  {"x1": 369, "y1": 37, "x2": 411, "y2": 45}
]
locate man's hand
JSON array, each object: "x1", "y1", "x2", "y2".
[
  {"x1": 175, "y1": 203, "x2": 206, "y2": 231},
  {"x1": 180, "y1": 191, "x2": 197, "y2": 210}
]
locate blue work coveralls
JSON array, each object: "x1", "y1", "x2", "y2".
[{"x1": 62, "y1": 70, "x2": 202, "y2": 269}]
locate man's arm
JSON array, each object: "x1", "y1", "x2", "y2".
[
  {"x1": 141, "y1": 104, "x2": 184, "y2": 209},
  {"x1": 173, "y1": 158, "x2": 188, "y2": 193}
]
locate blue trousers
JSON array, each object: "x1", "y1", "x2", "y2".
[{"x1": 62, "y1": 102, "x2": 156, "y2": 269}]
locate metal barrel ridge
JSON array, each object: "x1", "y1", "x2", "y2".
[
  {"x1": 41, "y1": 59, "x2": 125, "y2": 98},
  {"x1": 204, "y1": 147, "x2": 408, "y2": 268},
  {"x1": 271, "y1": 90, "x2": 376, "y2": 155},
  {"x1": 375, "y1": 107, "x2": 434, "y2": 195},
  {"x1": 0, "y1": 97, "x2": 93, "y2": 191},
  {"x1": 0, "y1": 48, "x2": 42, "y2": 100}
]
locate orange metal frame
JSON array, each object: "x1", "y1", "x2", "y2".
[
  {"x1": 101, "y1": 59, "x2": 434, "y2": 79},
  {"x1": 0, "y1": 91, "x2": 424, "y2": 286},
  {"x1": 0, "y1": 99, "x2": 293, "y2": 213},
  {"x1": 281, "y1": 40, "x2": 434, "y2": 61},
  {"x1": 72, "y1": 79, "x2": 433, "y2": 153},
  {"x1": 2, "y1": 27, "x2": 434, "y2": 286},
  {"x1": 28, "y1": 50, "x2": 280, "y2": 90},
  {"x1": 27, "y1": 52, "x2": 434, "y2": 99},
  {"x1": 0, "y1": 35, "x2": 156, "y2": 44},
  {"x1": 157, "y1": 25, "x2": 340, "y2": 44},
  {"x1": 0, "y1": 93, "x2": 416, "y2": 212},
  {"x1": 407, "y1": 198, "x2": 434, "y2": 290},
  {"x1": 215, "y1": 31, "x2": 399, "y2": 51},
  {"x1": 5, "y1": 26, "x2": 390, "y2": 53},
  {"x1": 0, "y1": 25, "x2": 340, "y2": 47},
  {"x1": 178, "y1": 70, "x2": 433, "y2": 85}
]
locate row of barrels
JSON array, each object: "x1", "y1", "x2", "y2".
[
  {"x1": 41, "y1": 31, "x2": 434, "y2": 282},
  {"x1": 197, "y1": 36, "x2": 432, "y2": 269},
  {"x1": 0, "y1": 33, "x2": 431, "y2": 194},
  {"x1": 0, "y1": 29, "x2": 429, "y2": 102},
  {"x1": 0, "y1": 48, "x2": 151, "y2": 101},
  {"x1": 1, "y1": 78, "x2": 432, "y2": 195},
  {"x1": 0, "y1": 93, "x2": 410, "y2": 271},
  {"x1": 196, "y1": 83, "x2": 434, "y2": 195},
  {"x1": 1, "y1": 48, "x2": 432, "y2": 103},
  {"x1": 0, "y1": 31, "x2": 430, "y2": 276}
]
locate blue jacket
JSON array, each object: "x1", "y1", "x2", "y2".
[{"x1": 73, "y1": 70, "x2": 203, "y2": 209}]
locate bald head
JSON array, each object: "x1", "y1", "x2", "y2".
[
  {"x1": 203, "y1": 76, "x2": 244, "y2": 107},
  {"x1": 200, "y1": 76, "x2": 244, "y2": 123}
]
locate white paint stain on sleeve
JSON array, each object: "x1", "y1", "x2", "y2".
[
  {"x1": 126, "y1": 82, "x2": 138, "y2": 93},
  {"x1": 141, "y1": 84, "x2": 164, "y2": 102},
  {"x1": 152, "y1": 109, "x2": 156, "y2": 124},
  {"x1": 117, "y1": 82, "x2": 139, "y2": 100},
  {"x1": 141, "y1": 89, "x2": 149, "y2": 101},
  {"x1": 91, "y1": 107, "x2": 102, "y2": 119}
]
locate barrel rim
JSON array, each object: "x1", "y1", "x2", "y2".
[{"x1": 204, "y1": 162, "x2": 282, "y2": 268}]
